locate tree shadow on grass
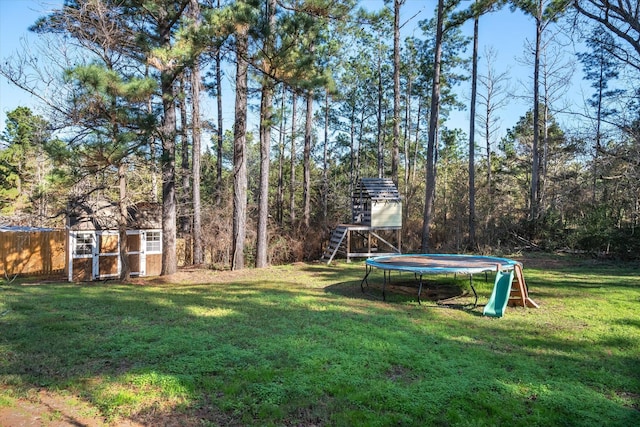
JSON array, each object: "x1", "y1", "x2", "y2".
[
  {"x1": 2, "y1": 262, "x2": 639, "y2": 426},
  {"x1": 324, "y1": 275, "x2": 479, "y2": 312}
]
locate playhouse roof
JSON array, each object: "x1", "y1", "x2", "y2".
[
  {"x1": 67, "y1": 199, "x2": 161, "y2": 231},
  {"x1": 354, "y1": 178, "x2": 401, "y2": 201}
]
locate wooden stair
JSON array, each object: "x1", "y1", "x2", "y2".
[
  {"x1": 508, "y1": 263, "x2": 540, "y2": 308},
  {"x1": 321, "y1": 225, "x2": 349, "y2": 265}
]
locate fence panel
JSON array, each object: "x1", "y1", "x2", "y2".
[{"x1": 0, "y1": 230, "x2": 67, "y2": 277}]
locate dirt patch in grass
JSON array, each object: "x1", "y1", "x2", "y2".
[
  {"x1": 0, "y1": 389, "x2": 143, "y2": 427},
  {"x1": 128, "y1": 264, "x2": 271, "y2": 286},
  {"x1": 0, "y1": 388, "x2": 238, "y2": 427}
]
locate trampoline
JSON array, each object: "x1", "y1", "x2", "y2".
[{"x1": 360, "y1": 254, "x2": 522, "y2": 306}]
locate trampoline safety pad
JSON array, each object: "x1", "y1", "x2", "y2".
[{"x1": 360, "y1": 254, "x2": 522, "y2": 308}]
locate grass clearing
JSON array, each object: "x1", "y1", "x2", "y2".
[{"x1": 0, "y1": 255, "x2": 639, "y2": 426}]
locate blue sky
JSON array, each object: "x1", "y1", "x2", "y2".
[
  {"x1": 0, "y1": 0, "x2": 587, "y2": 140},
  {"x1": 0, "y1": 0, "x2": 57, "y2": 133}
]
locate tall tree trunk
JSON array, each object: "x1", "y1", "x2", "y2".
[
  {"x1": 277, "y1": 84, "x2": 286, "y2": 225},
  {"x1": 468, "y1": 14, "x2": 479, "y2": 250},
  {"x1": 149, "y1": 129, "x2": 159, "y2": 203},
  {"x1": 213, "y1": 0, "x2": 224, "y2": 206},
  {"x1": 349, "y1": 104, "x2": 356, "y2": 200},
  {"x1": 356, "y1": 110, "x2": 365, "y2": 184},
  {"x1": 391, "y1": 0, "x2": 404, "y2": 186},
  {"x1": 592, "y1": 49, "x2": 606, "y2": 204},
  {"x1": 377, "y1": 51, "x2": 384, "y2": 179},
  {"x1": 290, "y1": 91, "x2": 297, "y2": 226},
  {"x1": 146, "y1": 66, "x2": 159, "y2": 203},
  {"x1": 592, "y1": 84, "x2": 602, "y2": 203},
  {"x1": 484, "y1": 92, "x2": 492, "y2": 193},
  {"x1": 256, "y1": 81, "x2": 273, "y2": 267},
  {"x1": 160, "y1": 70, "x2": 178, "y2": 275},
  {"x1": 180, "y1": 76, "x2": 189, "y2": 205},
  {"x1": 483, "y1": 85, "x2": 493, "y2": 238},
  {"x1": 256, "y1": 0, "x2": 276, "y2": 268},
  {"x1": 303, "y1": 89, "x2": 313, "y2": 228},
  {"x1": 412, "y1": 96, "x2": 422, "y2": 185},
  {"x1": 541, "y1": 99, "x2": 549, "y2": 214},
  {"x1": 403, "y1": 69, "x2": 412, "y2": 201},
  {"x1": 322, "y1": 89, "x2": 329, "y2": 224},
  {"x1": 156, "y1": 3, "x2": 181, "y2": 277},
  {"x1": 405, "y1": 96, "x2": 421, "y2": 223},
  {"x1": 179, "y1": 77, "x2": 190, "y2": 257},
  {"x1": 190, "y1": 0, "x2": 203, "y2": 265},
  {"x1": 118, "y1": 161, "x2": 130, "y2": 281},
  {"x1": 421, "y1": 0, "x2": 444, "y2": 252},
  {"x1": 232, "y1": 28, "x2": 249, "y2": 270},
  {"x1": 215, "y1": 48, "x2": 224, "y2": 206},
  {"x1": 530, "y1": 8, "x2": 542, "y2": 227}
]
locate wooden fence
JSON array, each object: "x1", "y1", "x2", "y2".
[{"x1": 0, "y1": 230, "x2": 67, "y2": 278}]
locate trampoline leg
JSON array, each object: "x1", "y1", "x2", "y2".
[
  {"x1": 382, "y1": 269, "x2": 388, "y2": 301},
  {"x1": 417, "y1": 275, "x2": 423, "y2": 305},
  {"x1": 470, "y1": 275, "x2": 478, "y2": 308},
  {"x1": 360, "y1": 264, "x2": 372, "y2": 293}
]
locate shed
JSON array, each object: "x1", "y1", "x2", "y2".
[
  {"x1": 67, "y1": 201, "x2": 162, "y2": 281},
  {"x1": 352, "y1": 178, "x2": 402, "y2": 228}
]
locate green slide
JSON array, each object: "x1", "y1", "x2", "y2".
[{"x1": 483, "y1": 270, "x2": 514, "y2": 317}]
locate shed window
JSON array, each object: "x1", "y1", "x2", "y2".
[
  {"x1": 146, "y1": 231, "x2": 161, "y2": 253},
  {"x1": 75, "y1": 233, "x2": 94, "y2": 256}
]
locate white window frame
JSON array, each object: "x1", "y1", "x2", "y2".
[
  {"x1": 145, "y1": 230, "x2": 162, "y2": 254},
  {"x1": 72, "y1": 231, "x2": 95, "y2": 258}
]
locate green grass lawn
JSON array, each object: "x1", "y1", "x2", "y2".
[{"x1": 1, "y1": 255, "x2": 639, "y2": 426}]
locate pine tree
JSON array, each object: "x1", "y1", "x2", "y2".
[
  {"x1": 64, "y1": 64, "x2": 156, "y2": 280},
  {"x1": 256, "y1": 0, "x2": 277, "y2": 268},
  {"x1": 510, "y1": 0, "x2": 570, "y2": 230},
  {"x1": 577, "y1": 27, "x2": 623, "y2": 202},
  {"x1": 232, "y1": 23, "x2": 249, "y2": 271}
]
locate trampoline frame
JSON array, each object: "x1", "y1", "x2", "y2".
[{"x1": 360, "y1": 254, "x2": 521, "y2": 306}]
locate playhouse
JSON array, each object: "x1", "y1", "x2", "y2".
[
  {"x1": 323, "y1": 178, "x2": 402, "y2": 264},
  {"x1": 67, "y1": 201, "x2": 162, "y2": 281}
]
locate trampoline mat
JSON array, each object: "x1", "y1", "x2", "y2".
[{"x1": 365, "y1": 254, "x2": 519, "y2": 275}]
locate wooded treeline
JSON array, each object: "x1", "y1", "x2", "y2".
[{"x1": 1, "y1": 0, "x2": 639, "y2": 276}]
